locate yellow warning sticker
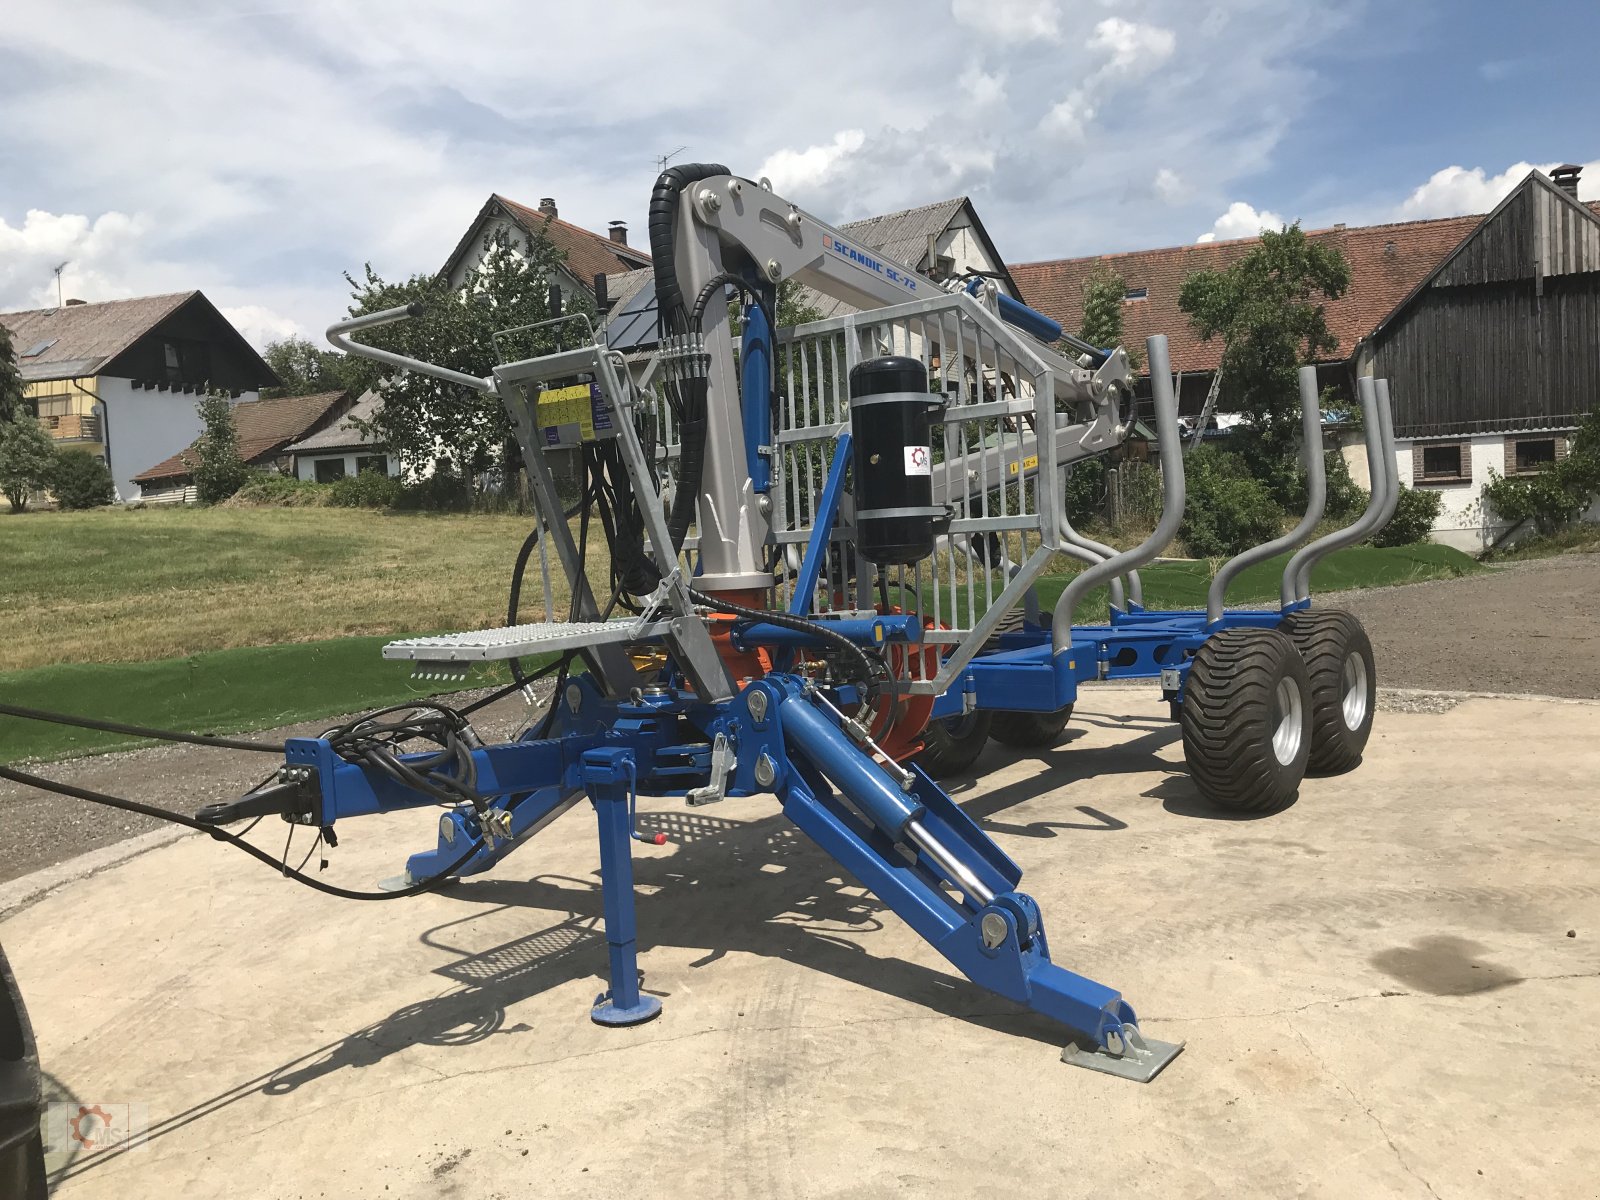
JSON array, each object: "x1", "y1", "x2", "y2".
[
  {"x1": 1007, "y1": 454, "x2": 1040, "y2": 477},
  {"x1": 537, "y1": 383, "x2": 596, "y2": 441}
]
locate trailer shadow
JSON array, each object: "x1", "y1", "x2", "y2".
[{"x1": 59, "y1": 725, "x2": 1191, "y2": 1181}]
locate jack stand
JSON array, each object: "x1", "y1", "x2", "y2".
[
  {"x1": 582, "y1": 748, "x2": 663, "y2": 1027},
  {"x1": 1061, "y1": 1025, "x2": 1183, "y2": 1083}
]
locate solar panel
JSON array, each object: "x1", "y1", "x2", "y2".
[
  {"x1": 602, "y1": 276, "x2": 660, "y2": 353},
  {"x1": 20, "y1": 338, "x2": 57, "y2": 359}
]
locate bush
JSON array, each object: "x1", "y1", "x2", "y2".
[
  {"x1": 1321, "y1": 448, "x2": 1367, "y2": 521},
  {"x1": 1480, "y1": 409, "x2": 1600, "y2": 534},
  {"x1": 394, "y1": 467, "x2": 472, "y2": 512},
  {"x1": 227, "y1": 472, "x2": 332, "y2": 507},
  {"x1": 1062, "y1": 461, "x2": 1105, "y2": 527},
  {"x1": 1371, "y1": 485, "x2": 1442, "y2": 546},
  {"x1": 329, "y1": 468, "x2": 402, "y2": 508},
  {"x1": 50, "y1": 449, "x2": 116, "y2": 510},
  {"x1": 1178, "y1": 445, "x2": 1284, "y2": 558}
]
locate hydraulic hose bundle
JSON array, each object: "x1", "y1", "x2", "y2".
[{"x1": 649, "y1": 162, "x2": 729, "y2": 556}]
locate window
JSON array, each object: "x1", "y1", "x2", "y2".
[
  {"x1": 1509, "y1": 436, "x2": 1557, "y2": 475},
  {"x1": 1414, "y1": 441, "x2": 1467, "y2": 484},
  {"x1": 355, "y1": 455, "x2": 388, "y2": 476},
  {"x1": 314, "y1": 458, "x2": 347, "y2": 483},
  {"x1": 1123, "y1": 287, "x2": 1148, "y2": 302}
]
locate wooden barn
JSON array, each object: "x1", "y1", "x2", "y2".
[
  {"x1": 1356, "y1": 165, "x2": 1600, "y2": 548},
  {"x1": 1014, "y1": 165, "x2": 1600, "y2": 551}
]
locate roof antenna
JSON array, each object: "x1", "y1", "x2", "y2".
[
  {"x1": 654, "y1": 146, "x2": 688, "y2": 172},
  {"x1": 53, "y1": 261, "x2": 70, "y2": 310}
]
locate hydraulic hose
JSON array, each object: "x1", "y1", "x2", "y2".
[{"x1": 649, "y1": 162, "x2": 729, "y2": 556}]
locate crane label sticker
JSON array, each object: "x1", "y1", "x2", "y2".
[
  {"x1": 905, "y1": 445, "x2": 931, "y2": 475},
  {"x1": 821, "y1": 233, "x2": 920, "y2": 295},
  {"x1": 1007, "y1": 454, "x2": 1040, "y2": 477}
]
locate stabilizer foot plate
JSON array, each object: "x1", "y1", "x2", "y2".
[
  {"x1": 1061, "y1": 1026, "x2": 1184, "y2": 1082},
  {"x1": 590, "y1": 991, "x2": 663, "y2": 1027}
]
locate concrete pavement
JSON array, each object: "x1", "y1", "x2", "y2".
[{"x1": 4, "y1": 691, "x2": 1597, "y2": 1199}]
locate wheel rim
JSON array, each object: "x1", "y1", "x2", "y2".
[
  {"x1": 1271, "y1": 677, "x2": 1304, "y2": 766},
  {"x1": 1341, "y1": 652, "x2": 1370, "y2": 731}
]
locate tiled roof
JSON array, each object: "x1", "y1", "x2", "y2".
[
  {"x1": 1012, "y1": 213, "x2": 1493, "y2": 375},
  {"x1": 283, "y1": 389, "x2": 385, "y2": 453},
  {"x1": 133, "y1": 390, "x2": 350, "y2": 483},
  {"x1": 842, "y1": 198, "x2": 968, "y2": 271},
  {"x1": 484, "y1": 195, "x2": 651, "y2": 287},
  {"x1": 1, "y1": 292, "x2": 195, "y2": 381}
]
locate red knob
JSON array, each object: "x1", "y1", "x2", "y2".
[{"x1": 652, "y1": 832, "x2": 668, "y2": 846}]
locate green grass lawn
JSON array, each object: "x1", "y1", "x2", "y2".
[
  {"x1": 0, "y1": 504, "x2": 599, "y2": 672},
  {"x1": 920, "y1": 542, "x2": 1480, "y2": 626},
  {"x1": 0, "y1": 505, "x2": 1480, "y2": 762},
  {"x1": 0, "y1": 639, "x2": 530, "y2": 763}
]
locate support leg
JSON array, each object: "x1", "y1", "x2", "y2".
[{"x1": 582, "y1": 748, "x2": 662, "y2": 1027}]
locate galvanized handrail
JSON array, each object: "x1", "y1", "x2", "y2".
[
  {"x1": 1051, "y1": 335, "x2": 1184, "y2": 654},
  {"x1": 326, "y1": 304, "x2": 494, "y2": 394},
  {"x1": 1281, "y1": 376, "x2": 1386, "y2": 606},
  {"x1": 1205, "y1": 365, "x2": 1326, "y2": 623}
]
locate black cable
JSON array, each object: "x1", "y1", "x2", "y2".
[
  {"x1": 686, "y1": 587, "x2": 878, "y2": 697},
  {"x1": 506, "y1": 492, "x2": 586, "y2": 685},
  {"x1": 0, "y1": 702, "x2": 286, "y2": 753},
  {"x1": 0, "y1": 764, "x2": 484, "y2": 901}
]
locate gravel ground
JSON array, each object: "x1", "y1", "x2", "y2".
[
  {"x1": 0, "y1": 686, "x2": 549, "y2": 887},
  {"x1": 3, "y1": 553, "x2": 1595, "y2": 887},
  {"x1": 1326, "y1": 553, "x2": 1600, "y2": 700}
]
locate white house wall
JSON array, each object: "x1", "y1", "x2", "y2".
[
  {"x1": 295, "y1": 451, "x2": 399, "y2": 482},
  {"x1": 103, "y1": 378, "x2": 257, "y2": 503},
  {"x1": 445, "y1": 214, "x2": 585, "y2": 296}
]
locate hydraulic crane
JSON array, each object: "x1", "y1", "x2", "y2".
[{"x1": 190, "y1": 163, "x2": 1185, "y2": 1080}]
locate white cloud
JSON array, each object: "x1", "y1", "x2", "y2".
[
  {"x1": 1040, "y1": 18, "x2": 1175, "y2": 142},
  {"x1": 951, "y1": 0, "x2": 1061, "y2": 43},
  {"x1": 1090, "y1": 17, "x2": 1177, "y2": 74},
  {"x1": 0, "y1": 0, "x2": 1370, "y2": 331},
  {"x1": 959, "y1": 66, "x2": 1007, "y2": 107},
  {"x1": 1154, "y1": 168, "x2": 1185, "y2": 204},
  {"x1": 0, "y1": 209, "x2": 149, "y2": 310},
  {"x1": 1195, "y1": 201, "x2": 1286, "y2": 243},
  {"x1": 222, "y1": 304, "x2": 305, "y2": 349},
  {"x1": 756, "y1": 129, "x2": 867, "y2": 197},
  {"x1": 1398, "y1": 159, "x2": 1600, "y2": 220},
  {"x1": 1040, "y1": 94, "x2": 1095, "y2": 141}
]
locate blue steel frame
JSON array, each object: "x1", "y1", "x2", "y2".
[{"x1": 284, "y1": 670, "x2": 1167, "y2": 1066}]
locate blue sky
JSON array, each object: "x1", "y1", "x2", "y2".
[{"x1": 0, "y1": 0, "x2": 1595, "y2": 346}]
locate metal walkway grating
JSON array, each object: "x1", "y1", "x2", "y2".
[{"x1": 383, "y1": 619, "x2": 672, "y2": 662}]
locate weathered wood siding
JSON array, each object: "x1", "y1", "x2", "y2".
[{"x1": 1374, "y1": 180, "x2": 1600, "y2": 437}]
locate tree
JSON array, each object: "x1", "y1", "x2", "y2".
[
  {"x1": 261, "y1": 336, "x2": 354, "y2": 399},
  {"x1": 0, "y1": 413, "x2": 58, "y2": 513},
  {"x1": 186, "y1": 392, "x2": 249, "y2": 504},
  {"x1": 51, "y1": 449, "x2": 115, "y2": 510},
  {"x1": 1178, "y1": 224, "x2": 1350, "y2": 494},
  {"x1": 1075, "y1": 266, "x2": 1143, "y2": 371},
  {"x1": 776, "y1": 278, "x2": 823, "y2": 329},
  {"x1": 342, "y1": 224, "x2": 595, "y2": 485},
  {"x1": 0, "y1": 326, "x2": 23, "y2": 424}
]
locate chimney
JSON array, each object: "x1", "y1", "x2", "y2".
[
  {"x1": 1551, "y1": 164, "x2": 1581, "y2": 200},
  {"x1": 608, "y1": 220, "x2": 628, "y2": 245},
  {"x1": 538, "y1": 197, "x2": 558, "y2": 219}
]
